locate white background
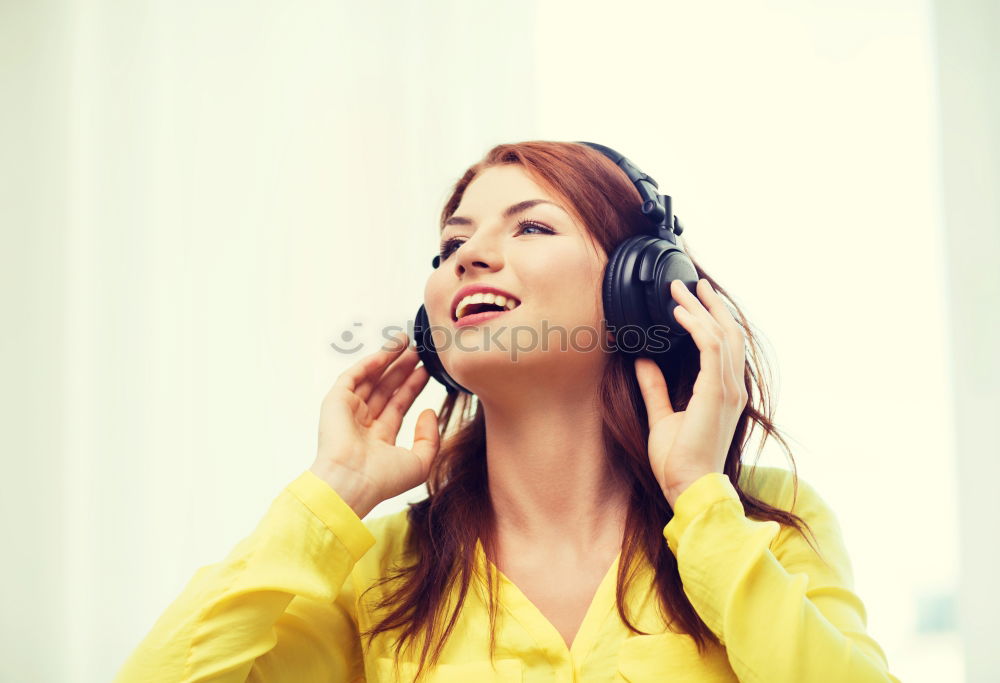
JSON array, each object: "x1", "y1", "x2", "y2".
[{"x1": 3, "y1": 1, "x2": 996, "y2": 681}]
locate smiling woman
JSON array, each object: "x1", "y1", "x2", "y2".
[{"x1": 114, "y1": 141, "x2": 900, "y2": 682}]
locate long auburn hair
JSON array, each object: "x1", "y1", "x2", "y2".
[{"x1": 358, "y1": 141, "x2": 816, "y2": 681}]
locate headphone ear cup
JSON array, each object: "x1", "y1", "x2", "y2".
[
  {"x1": 413, "y1": 304, "x2": 471, "y2": 395},
  {"x1": 603, "y1": 235, "x2": 657, "y2": 351},
  {"x1": 604, "y1": 234, "x2": 700, "y2": 357},
  {"x1": 602, "y1": 241, "x2": 625, "y2": 331},
  {"x1": 604, "y1": 235, "x2": 648, "y2": 331}
]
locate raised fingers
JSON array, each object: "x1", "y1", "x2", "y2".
[
  {"x1": 691, "y1": 279, "x2": 748, "y2": 400},
  {"x1": 672, "y1": 279, "x2": 747, "y2": 403},
  {"x1": 671, "y1": 279, "x2": 727, "y2": 394},
  {"x1": 334, "y1": 331, "x2": 411, "y2": 401},
  {"x1": 370, "y1": 364, "x2": 433, "y2": 444},
  {"x1": 365, "y1": 346, "x2": 422, "y2": 422}
]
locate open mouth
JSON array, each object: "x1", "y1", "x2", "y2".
[{"x1": 453, "y1": 292, "x2": 521, "y2": 322}]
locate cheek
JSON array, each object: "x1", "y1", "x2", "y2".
[
  {"x1": 423, "y1": 274, "x2": 450, "y2": 324},
  {"x1": 530, "y1": 257, "x2": 605, "y2": 324}
]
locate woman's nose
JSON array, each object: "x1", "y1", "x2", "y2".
[{"x1": 454, "y1": 234, "x2": 503, "y2": 274}]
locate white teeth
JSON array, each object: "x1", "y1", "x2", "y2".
[{"x1": 455, "y1": 291, "x2": 521, "y2": 319}]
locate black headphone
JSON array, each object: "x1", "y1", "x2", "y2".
[{"x1": 412, "y1": 141, "x2": 699, "y2": 395}]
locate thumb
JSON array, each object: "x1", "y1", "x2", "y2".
[
  {"x1": 411, "y1": 408, "x2": 441, "y2": 469},
  {"x1": 634, "y1": 357, "x2": 674, "y2": 429}
]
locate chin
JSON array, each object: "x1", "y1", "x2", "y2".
[{"x1": 442, "y1": 347, "x2": 537, "y2": 388}]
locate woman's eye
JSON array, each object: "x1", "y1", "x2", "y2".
[
  {"x1": 517, "y1": 219, "x2": 554, "y2": 235},
  {"x1": 438, "y1": 221, "x2": 554, "y2": 262},
  {"x1": 438, "y1": 237, "x2": 465, "y2": 260}
]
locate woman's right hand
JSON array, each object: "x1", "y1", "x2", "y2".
[{"x1": 309, "y1": 331, "x2": 440, "y2": 517}]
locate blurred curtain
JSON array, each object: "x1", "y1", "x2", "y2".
[
  {"x1": 0, "y1": 1, "x2": 537, "y2": 680},
  {"x1": 931, "y1": 1, "x2": 1000, "y2": 681}
]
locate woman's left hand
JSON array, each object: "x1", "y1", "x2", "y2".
[{"x1": 634, "y1": 278, "x2": 749, "y2": 508}]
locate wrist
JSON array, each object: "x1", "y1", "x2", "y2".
[
  {"x1": 662, "y1": 469, "x2": 721, "y2": 508},
  {"x1": 662, "y1": 483, "x2": 689, "y2": 509},
  {"x1": 308, "y1": 461, "x2": 380, "y2": 518}
]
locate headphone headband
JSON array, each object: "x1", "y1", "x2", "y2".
[{"x1": 574, "y1": 141, "x2": 684, "y2": 244}]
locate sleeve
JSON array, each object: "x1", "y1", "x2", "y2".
[
  {"x1": 113, "y1": 469, "x2": 378, "y2": 683},
  {"x1": 662, "y1": 471, "x2": 900, "y2": 683}
]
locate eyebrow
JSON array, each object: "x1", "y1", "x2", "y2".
[{"x1": 443, "y1": 199, "x2": 567, "y2": 227}]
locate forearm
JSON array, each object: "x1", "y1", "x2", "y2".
[
  {"x1": 664, "y1": 472, "x2": 899, "y2": 682},
  {"x1": 115, "y1": 471, "x2": 376, "y2": 682}
]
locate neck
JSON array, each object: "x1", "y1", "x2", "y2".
[{"x1": 479, "y1": 377, "x2": 630, "y2": 560}]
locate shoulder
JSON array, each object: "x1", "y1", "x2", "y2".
[
  {"x1": 737, "y1": 465, "x2": 852, "y2": 579},
  {"x1": 737, "y1": 464, "x2": 831, "y2": 518}
]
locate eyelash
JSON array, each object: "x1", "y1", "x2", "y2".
[{"x1": 438, "y1": 219, "x2": 554, "y2": 261}]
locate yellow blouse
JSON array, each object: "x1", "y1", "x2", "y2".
[{"x1": 114, "y1": 465, "x2": 900, "y2": 682}]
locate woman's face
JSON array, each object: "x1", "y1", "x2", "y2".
[{"x1": 423, "y1": 164, "x2": 610, "y2": 394}]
